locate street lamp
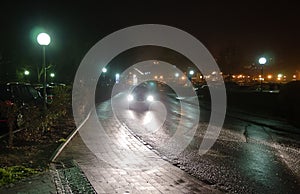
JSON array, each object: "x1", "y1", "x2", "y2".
[
  {"x1": 102, "y1": 67, "x2": 107, "y2": 73},
  {"x1": 37, "y1": 32, "x2": 51, "y2": 110},
  {"x1": 115, "y1": 73, "x2": 120, "y2": 83},
  {"x1": 258, "y1": 57, "x2": 267, "y2": 92},
  {"x1": 24, "y1": 70, "x2": 30, "y2": 76},
  {"x1": 189, "y1": 70, "x2": 195, "y2": 76},
  {"x1": 50, "y1": 73, "x2": 55, "y2": 78}
]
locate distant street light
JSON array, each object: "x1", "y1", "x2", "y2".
[
  {"x1": 37, "y1": 32, "x2": 51, "y2": 110},
  {"x1": 102, "y1": 67, "x2": 107, "y2": 73},
  {"x1": 258, "y1": 57, "x2": 267, "y2": 92},
  {"x1": 50, "y1": 73, "x2": 55, "y2": 78},
  {"x1": 189, "y1": 70, "x2": 195, "y2": 75},
  {"x1": 24, "y1": 70, "x2": 30, "y2": 76},
  {"x1": 175, "y1": 73, "x2": 179, "y2": 77},
  {"x1": 115, "y1": 73, "x2": 120, "y2": 83}
]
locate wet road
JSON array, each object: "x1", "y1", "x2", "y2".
[{"x1": 105, "y1": 89, "x2": 300, "y2": 193}]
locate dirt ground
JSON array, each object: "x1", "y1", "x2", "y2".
[{"x1": 0, "y1": 117, "x2": 76, "y2": 171}]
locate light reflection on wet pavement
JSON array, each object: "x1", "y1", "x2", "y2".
[{"x1": 112, "y1": 91, "x2": 300, "y2": 193}]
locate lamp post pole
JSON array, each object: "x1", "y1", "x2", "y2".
[
  {"x1": 43, "y1": 46, "x2": 47, "y2": 109},
  {"x1": 37, "y1": 32, "x2": 51, "y2": 110},
  {"x1": 258, "y1": 57, "x2": 267, "y2": 92}
]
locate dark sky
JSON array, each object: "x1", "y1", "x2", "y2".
[{"x1": 1, "y1": 1, "x2": 299, "y2": 82}]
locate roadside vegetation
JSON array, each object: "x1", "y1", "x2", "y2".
[{"x1": 0, "y1": 85, "x2": 75, "y2": 187}]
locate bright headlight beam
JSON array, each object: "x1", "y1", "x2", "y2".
[{"x1": 147, "y1": 95, "x2": 154, "y2": 102}]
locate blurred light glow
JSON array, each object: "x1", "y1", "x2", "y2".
[
  {"x1": 102, "y1": 67, "x2": 107, "y2": 73},
  {"x1": 24, "y1": 70, "x2": 30, "y2": 75},
  {"x1": 147, "y1": 95, "x2": 154, "y2": 102},
  {"x1": 258, "y1": 57, "x2": 267, "y2": 65},
  {"x1": 37, "y1": 33, "x2": 51, "y2": 46},
  {"x1": 50, "y1": 73, "x2": 55, "y2": 77},
  {"x1": 127, "y1": 94, "x2": 134, "y2": 101}
]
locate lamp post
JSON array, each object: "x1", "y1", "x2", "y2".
[
  {"x1": 258, "y1": 57, "x2": 267, "y2": 92},
  {"x1": 101, "y1": 67, "x2": 107, "y2": 86},
  {"x1": 37, "y1": 32, "x2": 51, "y2": 110}
]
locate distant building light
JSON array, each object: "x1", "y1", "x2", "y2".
[
  {"x1": 277, "y1": 74, "x2": 283, "y2": 78},
  {"x1": 267, "y1": 75, "x2": 272, "y2": 79}
]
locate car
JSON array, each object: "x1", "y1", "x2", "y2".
[
  {"x1": 127, "y1": 81, "x2": 158, "y2": 111},
  {"x1": 0, "y1": 82, "x2": 42, "y2": 131},
  {"x1": 34, "y1": 85, "x2": 54, "y2": 104},
  {"x1": 34, "y1": 82, "x2": 67, "y2": 105}
]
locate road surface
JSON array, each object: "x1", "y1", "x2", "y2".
[{"x1": 109, "y1": 88, "x2": 300, "y2": 193}]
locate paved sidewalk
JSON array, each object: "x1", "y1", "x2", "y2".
[{"x1": 56, "y1": 108, "x2": 222, "y2": 193}]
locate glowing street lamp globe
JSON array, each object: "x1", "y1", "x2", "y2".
[
  {"x1": 189, "y1": 70, "x2": 195, "y2": 75},
  {"x1": 102, "y1": 67, "x2": 107, "y2": 73},
  {"x1": 50, "y1": 73, "x2": 55, "y2": 78},
  {"x1": 24, "y1": 70, "x2": 30, "y2": 76},
  {"x1": 37, "y1": 33, "x2": 51, "y2": 46},
  {"x1": 258, "y1": 57, "x2": 267, "y2": 65}
]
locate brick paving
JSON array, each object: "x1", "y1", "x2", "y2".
[
  {"x1": 0, "y1": 104, "x2": 223, "y2": 193},
  {"x1": 56, "y1": 109, "x2": 222, "y2": 194}
]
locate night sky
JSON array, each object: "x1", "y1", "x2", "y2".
[{"x1": 0, "y1": 1, "x2": 299, "y2": 83}]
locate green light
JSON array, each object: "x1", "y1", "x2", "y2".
[
  {"x1": 24, "y1": 70, "x2": 30, "y2": 75},
  {"x1": 50, "y1": 73, "x2": 55, "y2": 78}
]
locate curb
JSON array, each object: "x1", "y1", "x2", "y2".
[{"x1": 50, "y1": 111, "x2": 91, "y2": 162}]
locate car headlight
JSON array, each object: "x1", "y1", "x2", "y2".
[
  {"x1": 127, "y1": 94, "x2": 134, "y2": 101},
  {"x1": 147, "y1": 95, "x2": 154, "y2": 102}
]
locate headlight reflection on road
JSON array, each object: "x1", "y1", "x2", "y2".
[{"x1": 143, "y1": 111, "x2": 152, "y2": 125}]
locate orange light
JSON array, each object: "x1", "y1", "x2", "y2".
[{"x1": 267, "y1": 75, "x2": 272, "y2": 79}]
